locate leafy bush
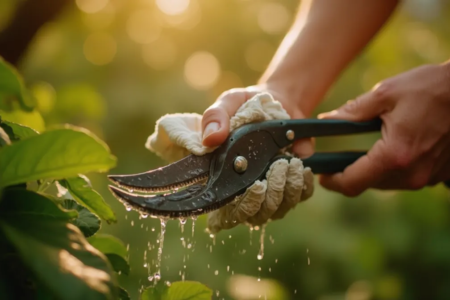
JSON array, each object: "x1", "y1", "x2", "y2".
[{"x1": 0, "y1": 57, "x2": 212, "y2": 300}]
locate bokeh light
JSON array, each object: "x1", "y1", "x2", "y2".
[
  {"x1": 257, "y1": 3, "x2": 291, "y2": 35},
  {"x1": 142, "y1": 37, "x2": 177, "y2": 70},
  {"x1": 245, "y1": 40, "x2": 275, "y2": 72},
  {"x1": 127, "y1": 10, "x2": 161, "y2": 44},
  {"x1": 211, "y1": 71, "x2": 243, "y2": 99},
  {"x1": 81, "y1": 3, "x2": 115, "y2": 30},
  {"x1": 184, "y1": 51, "x2": 221, "y2": 90},
  {"x1": 83, "y1": 32, "x2": 117, "y2": 65},
  {"x1": 156, "y1": 0, "x2": 190, "y2": 16},
  {"x1": 345, "y1": 281, "x2": 372, "y2": 300},
  {"x1": 76, "y1": 0, "x2": 109, "y2": 14},
  {"x1": 160, "y1": 0, "x2": 201, "y2": 30}
]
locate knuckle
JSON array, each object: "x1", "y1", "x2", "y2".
[
  {"x1": 372, "y1": 80, "x2": 394, "y2": 101},
  {"x1": 386, "y1": 147, "x2": 414, "y2": 170}
]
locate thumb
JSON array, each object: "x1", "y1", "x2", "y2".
[
  {"x1": 318, "y1": 88, "x2": 389, "y2": 121},
  {"x1": 202, "y1": 90, "x2": 249, "y2": 147}
]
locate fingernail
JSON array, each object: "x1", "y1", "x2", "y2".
[
  {"x1": 203, "y1": 122, "x2": 220, "y2": 139},
  {"x1": 318, "y1": 110, "x2": 338, "y2": 119}
]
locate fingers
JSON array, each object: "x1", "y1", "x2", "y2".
[
  {"x1": 202, "y1": 89, "x2": 249, "y2": 147},
  {"x1": 271, "y1": 158, "x2": 304, "y2": 220},
  {"x1": 292, "y1": 138, "x2": 315, "y2": 158},
  {"x1": 318, "y1": 82, "x2": 393, "y2": 121},
  {"x1": 319, "y1": 140, "x2": 388, "y2": 196},
  {"x1": 207, "y1": 180, "x2": 266, "y2": 234},
  {"x1": 247, "y1": 159, "x2": 289, "y2": 226}
]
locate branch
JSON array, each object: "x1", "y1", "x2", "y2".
[{"x1": 0, "y1": 0, "x2": 72, "y2": 66}]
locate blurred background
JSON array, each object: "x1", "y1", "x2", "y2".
[{"x1": 1, "y1": 0, "x2": 450, "y2": 299}]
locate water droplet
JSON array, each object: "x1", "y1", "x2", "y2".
[
  {"x1": 187, "y1": 243, "x2": 192, "y2": 249},
  {"x1": 257, "y1": 254, "x2": 263, "y2": 260},
  {"x1": 214, "y1": 270, "x2": 219, "y2": 275},
  {"x1": 227, "y1": 266, "x2": 230, "y2": 272},
  {"x1": 143, "y1": 263, "x2": 148, "y2": 268},
  {"x1": 209, "y1": 234, "x2": 215, "y2": 238},
  {"x1": 165, "y1": 281, "x2": 171, "y2": 287}
]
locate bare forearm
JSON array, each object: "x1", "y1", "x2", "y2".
[{"x1": 260, "y1": 0, "x2": 399, "y2": 116}]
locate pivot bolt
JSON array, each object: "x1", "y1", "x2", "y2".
[
  {"x1": 286, "y1": 130, "x2": 295, "y2": 141},
  {"x1": 234, "y1": 156, "x2": 248, "y2": 173}
]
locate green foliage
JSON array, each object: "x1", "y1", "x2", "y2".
[
  {"x1": 88, "y1": 234, "x2": 130, "y2": 275},
  {"x1": 0, "y1": 118, "x2": 38, "y2": 140},
  {"x1": 0, "y1": 126, "x2": 116, "y2": 189},
  {"x1": 0, "y1": 59, "x2": 130, "y2": 300},
  {"x1": 0, "y1": 189, "x2": 117, "y2": 300},
  {"x1": 62, "y1": 199, "x2": 101, "y2": 238},
  {"x1": 61, "y1": 175, "x2": 117, "y2": 224},
  {"x1": 141, "y1": 281, "x2": 212, "y2": 300},
  {"x1": 0, "y1": 57, "x2": 34, "y2": 111}
]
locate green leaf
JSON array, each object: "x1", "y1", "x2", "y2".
[
  {"x1": 0, "y1": 108, "x2": 44, "y2": 132},
  {"x1": 0, "y1": 189, "x2": 77, "y2": 220},
  {"x1": 60, "y1": 175, "x2": 116, "y2": 224},
  {"x1": 0, "y1": 119, "x2": 39, "y2": 141},
  {"x1": 88, "y1": 234, "x2": 129, "y2": 275},
  {"x1": 0, "y1": 189, "x2": 118, "y2": 300},
  {"x1": 0, "y1": 127, "x2": 10, "y2": 147},
  {"x1": 61, "y1": 200, "x2": 100, "y2": 238},
  {"x1": 0, "y1": 126, "x2": 116, "y2": 189},
  {"x1": 141, "y1": 281, "x2": 212, "y2": 300},
  {"x1": 105, "y1": 254, "x2": 130, "y2": 275},
  {"x1": 0, "y1": 57, "x2": 34, "y2": 111},
  {"x1": 118, "y1": 287, "x2": 131, "y2": 300}
]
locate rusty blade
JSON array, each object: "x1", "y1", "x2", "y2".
[{"x1": 108, "y1": 153, "x2": 212, "y2": 192}]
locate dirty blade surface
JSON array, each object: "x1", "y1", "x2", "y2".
[{"x1": 108, "y1": 153, "x2": 212, "y2": 192}]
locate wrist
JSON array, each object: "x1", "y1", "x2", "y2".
[{"x1": 259, "y1": 76, "x2": 324, "y2": 117}]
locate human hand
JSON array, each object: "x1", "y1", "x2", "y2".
[
  {"x1": 318, "y1": 63, "x2": 450, "y2": 196},
  {"x1": 201, "y1": 84, "x2": 314, "y2": 157}
]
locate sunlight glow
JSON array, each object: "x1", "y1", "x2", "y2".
[
  {"x1": 127, "y1": 10, "x2": 161, "y2": 44},
  {"x1": 184, "y1": 51, "x2": 221, "y2": 90},
  {"x1": 82, "y1": 3, "x2": 115, "y2": 30},
  {"x1": 161, "y1": 0, "x2": 201, "y2": 30},
  {"x1": 156, "y1": 0, "x2": 190, "y2": 16},
  {"x1": 76, "y1": 0, "x2": 109, "y2": 14},
  {"x1": 245, "y1": 40, "x2": 275, "y2": 72},
  {"x1": 83, "y1": 32, "x2": 117, "y2": 65},
  {"x1": 142, "y1": 37, "x2": 177, "y2": 70},
  {"x1": 211, "y1": 71, "x2": 243, "y2": 99},
  {"x1": 59, "y1": 249, "x2": 111, "y2": 294},
  {"x1": 258, "y1": 3, "x2": 291, "y2": 35}
]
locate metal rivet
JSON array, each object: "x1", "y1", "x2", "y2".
[
  {"x1": 233, "y1": 156, "x2": 248, "y2": 173},
  {"x1": 286, "y1": 130, "x2": 295, "y2": 141}
]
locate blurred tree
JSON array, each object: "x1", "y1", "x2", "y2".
[{"x1": 0, "y1": 0, "x2": 71, "y2": 65}]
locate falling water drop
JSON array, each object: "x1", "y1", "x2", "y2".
[
  {"x1": 179, "y1": 217, "x2": 186, "y2": 233},
  {"x1": 151, "y1": 218, "x2": 167, "y2": 284},
  {"x1": 191, "y1": 216, "x2": 197, "y2": 238},
  {"x1": 257, "y1": 224, "x2": 266, "y2": 260}
]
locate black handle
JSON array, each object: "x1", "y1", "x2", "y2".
[
  {"x1": 303, "y1": 151, "x2": 366, "y2": 174},
  {"x1": 264, "y1": 118, "x2": 382, "y2": 148}
]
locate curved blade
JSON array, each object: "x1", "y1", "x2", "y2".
[
  {"x1": 108, "y1": 153, "x2": 212, "y2": 192},
  {"x1": 109, "y1": 184, "x2": 215, "y2": 218}
]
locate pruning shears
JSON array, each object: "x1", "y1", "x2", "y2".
[{"x1": 108, "y1": 118, "x2": 384, "y2": 218}]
